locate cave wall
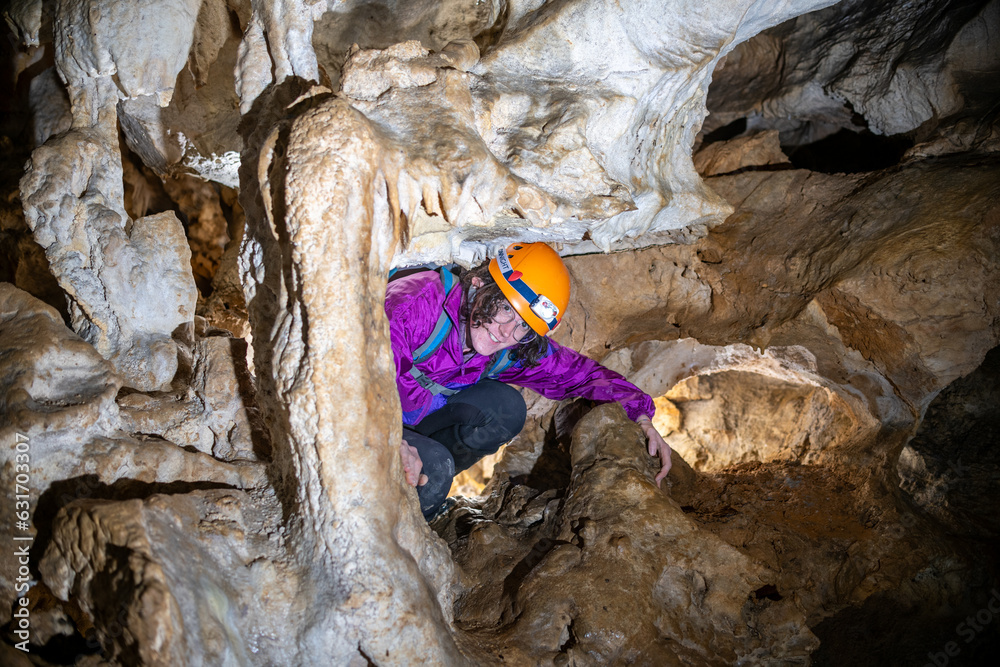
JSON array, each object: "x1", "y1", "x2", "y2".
[{"x1": 1, "y1": 0, "x2": 999, "y2": 664}]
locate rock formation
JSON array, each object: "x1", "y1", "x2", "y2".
[{"x1": 1, "y1": 0, "x2": 998, "y2": 664}]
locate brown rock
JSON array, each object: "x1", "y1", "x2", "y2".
[
  {"x1": 693, "y1": 130, "x2": 790, "y2": 176},
  {"x1": 442, "y1": 404, "x2": 819, "y2": 664}
]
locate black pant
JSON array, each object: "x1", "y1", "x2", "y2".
[{"x1": 404, "y1": 380, "x2": 526, "y2": 520}]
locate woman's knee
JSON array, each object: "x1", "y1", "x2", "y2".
[
  {"x1": 405, "y1": 431, "x2": 455, "y2": 519},
  {"x1": 454, "y1": 379, "x2": 526, "y2": 438}
]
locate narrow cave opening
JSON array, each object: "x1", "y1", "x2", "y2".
[
  {"x1": 811, "y1": 587, "x2": 1000, "y2": 667},
  {"x1": 0, "y1": 605, "x2": 102, "y2": 664},
  {"x1": 700, "y1": 117, "x2": 748, "y2": 146},
  {"x1": 782, "y1": 128, "x2": 914, "y2": 174}
]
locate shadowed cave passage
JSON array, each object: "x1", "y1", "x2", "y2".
[{"x1": 784, "y1": 128, "x2": 915, "y2": 174}]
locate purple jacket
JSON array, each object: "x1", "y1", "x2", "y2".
[{"x1": 386, "y1": 270, "x2": 655, "y2": 426}]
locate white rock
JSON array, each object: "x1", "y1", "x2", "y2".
[{"x1": 21, "y1": 130, "x2": 196, "y2": 390}]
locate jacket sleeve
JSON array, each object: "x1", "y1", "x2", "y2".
[
  {"x1": 384, "y1": 275, "x2": 441, "y2": 425},
  {"x1": 498, "y1": 339, "x2": 655, "y2": 422}
]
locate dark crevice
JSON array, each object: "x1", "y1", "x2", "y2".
[
  {"x1": 753, "y1": 584, "x2": 783, "y2": 601},
  {"x1": 474, "y1": 0, "x2": 510, "y2": 55},
  {"x1": 704, "y1": 163, "x2": 800, "y2": 178},
  {"x1": 499, "y1": 537, "x2": 570, "y2": 623},
  {"x1": 898, "y1": 344, "x2": 1000, "y2": 543},
  {"x1": 783, "y1": 128, "x2": 914, "y2": 174},
  {"x1": 701, "y1": 117, "x2": 748, "y2": 145},
  {"x1": 559, "y1": 617, "x2": 578, "y2": 653},
  {"x1": 1, "y1": 588, "x2": 103, "y2": 664},
  {"x1": 356, "y1": 645, "x2": 377, "y2": 666},
  {"x1": 523, "y1": 400, "x2": 592, "y2": 492},
  {"x1": 812, "y1": 587, "x2": 1000, "y2": 667}
]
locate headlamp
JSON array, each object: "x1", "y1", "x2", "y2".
[{"x1": 530, "y1": 295, "x2": 559, "y2": 322}]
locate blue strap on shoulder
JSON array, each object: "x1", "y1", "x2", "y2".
[
  {"x1": 402, "y1": 267, "x2": 516, "y2": 393},
  {"x1": 483, "y1": 349, "x2": 517, "y2": 379},
  {"x1": 408, "y1": 268, "x2": 460, "y2": 395},
  {"x1": 412, "y1": 268, "x2": 456, "y2": 363}
]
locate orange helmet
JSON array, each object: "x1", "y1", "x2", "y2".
[{"x1": 488, "y1": 242, "x2": 570, "y2": 336}]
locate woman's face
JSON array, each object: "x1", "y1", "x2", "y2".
[{"x1": 469, "y1": 299, "x2": 533, "y2": 356}]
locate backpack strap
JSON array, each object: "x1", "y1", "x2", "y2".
[
  {"x1": 412, "y1": 268, "x2": 457, "y2": 362},
  {"x1": 408, "y1": 366, "x2": 459, "y2": 396},
  {"x1": 408, "y1": 268, "x2": 460, "y2": 395},
  {"x1": 483, "y1": 349, "x2": 518, "y2": 379}
]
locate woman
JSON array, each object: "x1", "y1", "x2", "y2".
[{"x1": 386, "y1": 242, "x2": 671, "y2": 519}]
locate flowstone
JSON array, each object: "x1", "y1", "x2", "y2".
[{"x1": 20, "y1": 130, "x2": 196, "y2": 391}]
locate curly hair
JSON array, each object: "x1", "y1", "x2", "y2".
[{"x1": 459, "y1": 263, "x2": 550, "y2": 368}]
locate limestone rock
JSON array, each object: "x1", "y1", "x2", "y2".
[
  {"x1": 710, "y1": 158, "x2": 1000, "y2": 411},
  {"x1": 338, "y1": 43, "x2": 615, "y2": 265},
  {"x1": 470, "y1": 0, "x2": 840, "y2": 253},
  {"x1": 38, "y1": 489, "x2": 292, "y2": 665},
  {"x1": 239, "y1": 87, "x2": 466, "y2": 663},
  {"x1": 439, "y1": 404, "x2": 819, "y2": 664},
  {"x1": 2, "y1": 0, "x2": 43, "y2": 48},
  {"x1": 119, "y1": 336, "x2": 257, "y2": 461},
  {"x1": 118, "y1": 0, "x2": 245, "y2": 185},
  {"x1": 27, "y1": 67, "x2": 72, "y2": 148},
  {"x1": 160, "y1": 174, "x2": 233, "y2": 293},
  {"x1": 693, "y1": 130, "x2": 789, "y2": 176},
  {"x1": 449, "y1": 447, "x2": 505, "y2": 498},
  {"x1": 704, "y1": 0, "x2": 997, "y2": 142},
  {"x1": 228, "y1": 0, "x2": 842, "y2": 264},
  {"x1": 906, "y1": 0, "x2": 1000, "y2": 158},
  {"x1": 624, "y1": 341, "x2": 883, "y2": 472},
  {"x1": 5, "y1": 0, "x2": 1000, "y2": 662},
  {"x1": 341, "y1": 41, "x2": 441, "y2": 101},
  {"x1": 1, "y1": 203, "x2": 67, "y2": 323},
  {"x1": 438, "y1": 395, "x2": 986, "y2": 665},
  {"x1": 674, "y1": 455, "x2": 980, "y2": 665},
  {"x1": 201, "y1": 229, "x2": 252, "y2": 339},
  {"x1": 309, "y1": 0, "x2": 495, "y2": 92},
  {"x1": 557, "y1": 156, "x2": 1000, "y2": 417},
  {"x1": 0, "y1": 283, "x2": 120, "y2": 443},
  {"x1": 0, "y1": 285, "x2": 262, "y2": 624},
  {"x1": 20, "y1": 129, "x2": 197, "y2": 390},
  {"x1": 54, "y1": 0, "x2": 201, "y2": 111}
]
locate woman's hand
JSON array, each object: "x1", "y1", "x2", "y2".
[
  {"x1": 400, "y1": 439, "x2": 428, "y2": 487},
  {"x1": 636, "y1": 416, "x2": 672, "y2": 487}
]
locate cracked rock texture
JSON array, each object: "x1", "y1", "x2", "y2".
[
  {"x1": 1, "y1": 0, "x2": 999, "y2": 664},
  {"x1": 38, "y1": 489, "x2": 292, "y2": 666},
  {"x1": 437, "y1": 404, "x2": 820, "y2": 664}
]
